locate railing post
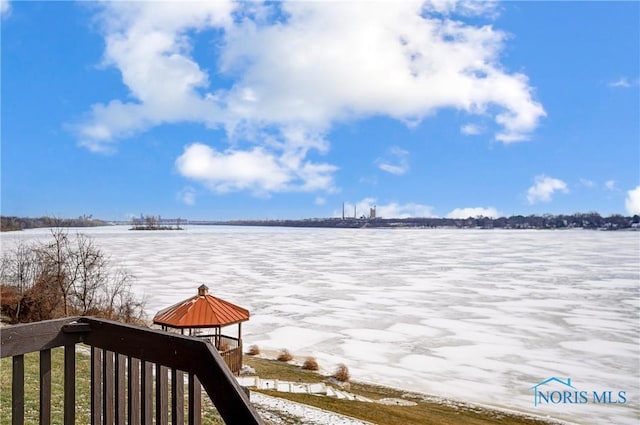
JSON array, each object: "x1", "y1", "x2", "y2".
[
  {"x1": 64, "y1": 344, "x2": 75, "y2": 425},
  {"x1": 156, "y1": 364, "x2": 168, "y2": 425},
  {"x1": 91, "y1": 346, "x2": 103, "y2": 425},
  {"x1": 40, "y1": 349, "x2": 52, "y2": 425},
  {"x1": 115, "y1": 354, "x2": 126, "y2": 425},
  {"x1": 128, "y1": 357, "x2": 140, "y2": 425},
  {"x1": 171, "y1": 369, "x2": 184, "y2": 425},
  {"x1": 141, "y1": 361, "x2": 153, "y2": 424},
  {"x1": 12, "y1": 355, "x2": 24, "y2": 425},
  {"x1": 104, "y1": 350, "x2": 115, "y2": 425},
  {"x1": 188, "y1": 373, "x2": 201, "y2": 425}
]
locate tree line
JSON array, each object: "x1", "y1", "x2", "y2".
[
  {"x1": 222, "y1": 212, "x2": 640, "y2": 230},
  {"x1": 1, "y1": 215, "x2": 108, "y2": 232},
  {"x1": 0, "y1": 228, "x2": 145, "y2": 324}
]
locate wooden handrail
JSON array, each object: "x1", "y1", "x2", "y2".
[{"x1": 1, "y1": 317, "x2": 264, "y2": 425}]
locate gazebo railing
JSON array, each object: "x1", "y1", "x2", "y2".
[
  {"x1": 219, "y1": 346, "x2": 242, "y2": 376},
  {"x1": 0, "y1": 316, "x2": 264, "y2": 425},
  {"x1": 190, "y1": 333, "x2": 242, "y2": 375},
  {"x1": 217, "y1": 335, "x2": 240, "y2": 352}
]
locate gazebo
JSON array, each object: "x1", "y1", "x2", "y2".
[{"x1": 153, "y1": 284, "x2": 249, "y2": 374}]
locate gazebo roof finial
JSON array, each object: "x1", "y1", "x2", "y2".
[{"x1": 198, "y1": 284, "x2": 209, "y2": 296}]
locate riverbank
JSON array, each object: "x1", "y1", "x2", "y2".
[{"x1": 243, "y1": 356, "x2": 567, "y2": 425}]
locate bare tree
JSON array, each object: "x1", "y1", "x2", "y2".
[
  {"x1": 70, "y1": 233, "x2": 108, "y2": 315},
  {"x1": 1, "y1": 229, "x2": 145, "y2": 324},
  {"x1": 35, "y1": 228, "x2": 74, "y2": 315},
  {"x1": 1, "y1": 240, "x2": 42, "y2": 321},
  {"x1": 1, "y1": 240, "x2": 40, "y2": 292},
  {"x1": 102, "y1": 267, "x2": 145, "y2": 324}
]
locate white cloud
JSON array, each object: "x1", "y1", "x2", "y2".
[
  {"x1": 175, "y1": 142, "x2": 336, "y2": 195},
  {"x1": 315, "y1": 196, "x2": 326, "y2": 206},
  {"x1": 74, "y1": 0, "x2": 545, "y2": 195},
  {"x1": 377, "y1": 202, "x2": 435, "y2": 219},
  {"x1": 338, "y1": 198, "x2": 435, "y2": 219},
  {"x1": 461, "y1": 123, "x2": 483, "y2": 136},
  {"x1": 73, "y1": 2, "x2": 235, "y2": 151},
  {"x1": 605, "y1": 180, "x2": 617, "y2": 191},
  {"x1": 221, "y1": 2, "x2": 544, "y2": 142},
  {"x1": 177, "y1": 187, "x2": 197, "y2": 206},
  {"x1": 625, "y1": 186, "x2": 640, "y2": 215},
  {"x1": 608, "y1": 78, "x2": 632, "y2": 88},
  {"x1": 447, "y1": 207, "x2": 500, "y2": 219},
  {"x1": 376, "y1": 146, "x2": 410, "y2": 175},
  {"x1": 424, "y1": 0, "x2": 500, "y2": 17},
  {"x1": 526, "y1": 175, "x2": 569, "y2": 204},
  {"x1": 1, "y1": 0, "x2": 10, "y2": 19},
  {"x1": 579, "y1": 178, "x2": 595, "y2": 188},
  {"x1": 176, "y1": 143, "x2": 290, "y2": 195}
]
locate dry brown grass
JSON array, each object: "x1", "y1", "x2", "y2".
[
  {"x1": 332, "y1": 363, "x2": 350, "y2": 382},
  {"x1": 246, "y1": 344, "x2": 261, "y2": 356},
  {"x1": 276, "y1": 349, "x2": 294, "y2": 362},
  {"x1": 243, "y1": 356, "x2": 562, "y2": 425},
  {"x1": 301, "y1": 357, "x2": 319, "y2": 371}
]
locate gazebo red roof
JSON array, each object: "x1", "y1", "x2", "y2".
[{"x1": 153, "y1": 285, "x2": 249, "y2": 328}]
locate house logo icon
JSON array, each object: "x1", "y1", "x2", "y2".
[
  {"x1": 529, "y1": 377, "x2": 627, "y2": 406},
  {"x1": 529, "y1": 377, "x2": 576, "y2": 407}
]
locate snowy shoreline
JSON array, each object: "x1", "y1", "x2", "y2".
[{"x1": 245, "y1": 352, "x2": 575, "y2": 425}]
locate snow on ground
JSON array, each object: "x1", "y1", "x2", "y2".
[
  {"x1": 3, "y1": 226, "x2": 638, "y2": 425},
  {"x1": 251, "y1": 392, "x2": 373, "y2": 425}
]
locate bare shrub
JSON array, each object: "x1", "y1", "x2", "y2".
[
  {"x1": 277, "y1": 349, "x2": 293, "y2": 362},
  {"x1": 0, "y1": 228, "x2": 145, "y2": 324},
  {"x1": 301, "y1": 357, "x2": 319, "y2": 371},
  {"x1": 246, "y1": 345, "x2": 261, "y2": 356},
  {"x1": 332, "y1": 363, "x2": 350, "y2": 382}
]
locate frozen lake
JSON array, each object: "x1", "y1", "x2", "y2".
[{"x1": 2, "y1": 226, "x2": 638, "y2": 424}]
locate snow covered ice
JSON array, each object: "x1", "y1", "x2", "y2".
[{"x1": 3, "y1": 226, "x2": 638, "y2": 425}]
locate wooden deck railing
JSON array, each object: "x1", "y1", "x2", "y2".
[{"x1": 0, "y1": 316, "x2": 264, "y2": 425}]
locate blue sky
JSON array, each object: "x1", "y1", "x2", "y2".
[{"x1": 1, "y1": 1, "x2": 639, "y2": 220}]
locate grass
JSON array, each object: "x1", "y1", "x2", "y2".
[
  {"x1": 243, "y1": 356, "x2": 562, "y2": 425},
  {"x1": 0, "y1": 346, "x2": 224, "y2": 425},
  {"x1": 0, "y1": 347, "x2": 92, "y2": 425}
]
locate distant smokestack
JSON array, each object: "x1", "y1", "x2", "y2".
[
  {"x1": 342, "y1": 202, "x2": 345, "y2": 220},
  {"x1": 354, "y1": 205, "x2": 357, "y2": 218}
]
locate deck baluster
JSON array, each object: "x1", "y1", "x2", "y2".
[
  {"x1": 188, "y1": 373, "x2": 201, "y2": 425},
  {"x1": 91, "y1": 347, "x2": 103, "y2": 424},
  {"x1": 156, "y1": 364, "x2": 169, "y2": 425},
  {"x1": 171, "y1": 369, "x2": 185, "y2": 425},
  {"x1": 115, "y1": 354, "x2": 126, "y2": 424},
  {"x1": 128, "y1": 357, "x2": 140, "y2": 425},
  {"x1": 141, "y1": 361, "x2": 153, "y2": 423},
  {"x1": 39, "y1": 349, "x2": 52, "y2": 425},
  {"x1": 12, "y1": 354, "x2": 24, "y2": 425},
  {"x1": 64, "y1": 345, "x2": 75, "y2": 425},
  {"x1": 104, "y1": 349, "x2": 115, "y2": 424}
]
